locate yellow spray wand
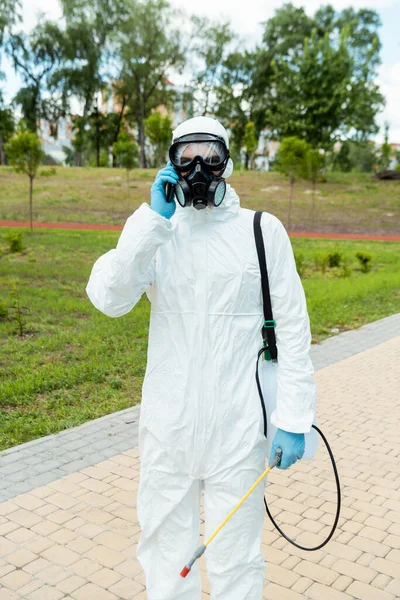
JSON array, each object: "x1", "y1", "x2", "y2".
[{"x1": 180, "y1": 447, "x2": 282, "y2": 578}]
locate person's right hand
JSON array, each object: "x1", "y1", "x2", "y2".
[{"x1": 150, "y1": 162, "x2": 178, "y2": 220}]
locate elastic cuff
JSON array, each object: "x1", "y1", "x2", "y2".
[{"x1": 270, "y1": 410, "x2": 314, "y2": 434}]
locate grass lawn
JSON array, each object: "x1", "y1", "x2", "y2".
[
  {"x1": 1, "y1": 226, "x2": 399, "y2": 451},
  {"x1": 1, "y1": 166, "x2": 399, "y2": 235}
]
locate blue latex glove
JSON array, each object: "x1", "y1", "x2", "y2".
[
  {"x1": 270, "y1": 428, "x2": 305, "y2": 470},
  {"x1": 150, "y1": 161, "x2": 178, "y2": 220}
]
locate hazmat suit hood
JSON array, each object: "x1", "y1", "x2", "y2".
[{"x1": 171, "y1": 116, "x2": 239, "y2": 224}]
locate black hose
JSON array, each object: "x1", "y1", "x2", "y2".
[{"x1": 255, "y1": 347, "x2": 341, "y2": 551}]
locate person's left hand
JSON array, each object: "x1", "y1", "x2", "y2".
[{"x1": 269, "y1": 428, "x2": 305, "y2": 469}]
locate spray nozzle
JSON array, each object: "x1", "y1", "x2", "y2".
[{"x1": 269, "y1": 447, "x2": 282, "y2": 469}]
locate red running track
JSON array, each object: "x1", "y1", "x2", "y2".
[{"x1": 1, "y1": 220, "x2": 400, "y2": 241}]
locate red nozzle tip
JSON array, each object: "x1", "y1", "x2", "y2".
[{"x1": 180, "y1": 566, "x2": 190, "y2": 578}]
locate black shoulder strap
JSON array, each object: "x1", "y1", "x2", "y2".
[{"x1": 253, "y1": 211, "x2": 278, "y2": 362}]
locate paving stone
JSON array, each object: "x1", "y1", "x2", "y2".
[
  {"x1": 347, "y1": 580, "x2": 395, "y2": 600},
  {"x1": 0, "y1": 319, "x2": 398, "y2": 599}
]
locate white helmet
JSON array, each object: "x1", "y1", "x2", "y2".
[{"x1": 172, "y1": 116, "x2": 234, "y2": 178}]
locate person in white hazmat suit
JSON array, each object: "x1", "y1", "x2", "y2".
[{"x1": 86, "y1": 116, "x2": 316, "y2": 600}]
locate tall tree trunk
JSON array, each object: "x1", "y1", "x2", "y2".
[
  {"x1": 138, "y1": 100, "x2": 147, "y2": 168},
  {"x1": 29, "y1": 176, "x2": 33, "y2": 232},
  {"x1": 287, "y1": 176, "x2": 294, "y2": 231},
  {"x1": 126, "y1": 169, "x2": 130, "y2": 212},
  {"x1": 138, "y1": 119, "x2": 147, "y2": 168},
  {"x1": 94, "y1": 103, "x2": 100, "y2": 168},
  {"x1": 112, "y1": 96, "x2": 127, "y2": 168},
  {"x1": 311, "y1": 178, "x2": 316, "y2": 229}
]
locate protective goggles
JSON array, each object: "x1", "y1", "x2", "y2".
[{"x1": 169, "y1": 133, "x2": 229, "y2": 171}]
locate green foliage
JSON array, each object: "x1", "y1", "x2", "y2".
[
  {"x1": 113, "y1": 0, "x2": 185, "y2": 167},
  {"x1": 306, "y1": 148, "x2": 325, "y2": 182},
  {"x1": 5, "y1": 129, "x2": 43, "y2": 231},
  {"x1": 275, "y1": 136, "x2": 310, "y2": 229},
  {"x1": 338, "y1": 257, "x2": 352, "y2": 278},
  {"x1": 356, "y1": 251, "x2": 372, "y2": 272},
  {"x1": 0, "y1": 106, "x2": 15, "y2": 164},
  {"x1": 144, "y1": 111, "x2": 172, "y2": 167},
  {"x1": 191, "y1": 16, "x2": 235, "y2": 117},
  {"x1": 314, "y1": 252, "x2": 328, "y2": 273},
  {"x1": 5, "y1": 230, "x2": 24, "y2": 253},
  {"x1": 396, "y1": 164, "x2": 400, "y2": 172},
  {"x1": 294, "y1": 252, "x2": 306, "y2": 277},
  {"x1": 0, "y1": 0, "x2": 22, "y2": 100},
  {"x1": 334, "y1": 142, "x2": 352, "y2": 173},
  {"x1": 113, "y1": 130, "x2": 139, "y2": 170},
  {"x1": 303, "y1": 249, "x2": 353, "y2": 277},
  {"x1": 39, "y1": 166, "x2": 57, "y2": 177},
  {"x1": 8, "y1": 22, "x2": 66, "y2": 133},
  {"x1": 333, "y1": 140, "x2": 377, "y2": 173},
  {"x1": 1, "y1": 228, "x2": 399, "y2": 449},
  {"x1": 275, "y1": 136, "x2": 310, "y2": 181},
  {"x1": 89, "y1": 148, "x2": 109, "y2": 168},
  {"x1": 243, "y1": 121, "x2": 257, "y2": 169},
  {"x1": 378, "y1": 122, "x2": 392, "y2": 171},
  {"x1": 261, "y1": 5, "x2": 384, "y2": 146},
  {"x1": 267, "y1": 29, "x2": 352, "y2": 149},
  {"x1": 349, "y1": 141, "x2": 377, "y2": 173},
  {"x1": 0, "y1": 301, "x2": 8, "y2": 320},
  {"x1": 326, "y1": 250, "x2": 343, "y2": 268},
  {"x1": 10, "y1": 281, "x2": 29, "y2": 337},
  {"x1": 5, "y1": 129, "x2": 43, "y2": 177}
]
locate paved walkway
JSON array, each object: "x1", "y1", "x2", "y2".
[
  {"x1": 0, "y1": 314, "x2": 399, "y2": 599},
  {"x1": 1, "y1": 220, "x2": 400, "y2": 241}
]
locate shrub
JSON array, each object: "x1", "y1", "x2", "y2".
[
  {"x1": 5, "y1": 230, "x2": 24, "y2": 253},
  {"x1": 356, "y1": 251, "x2": 372, "y2": 273},
  {"x1": 294, "y1": 252, "x2": 306, "y2": 277},
  {"x1": 0, "y1": 301, "x2": 9, "y2": 320},
  {"x1": 326, "y1": 250, "x2": 343, "y2": 268},
  {"x1": 10, "y1": 282, "x2": 29, "y2": 336},
  {"x1": 313, "y1": 252, "x2": 328, "y2": 273},
  {"x1": 339, "y1": 258, "x2": 352, "y2": 278},
  {"x1": 39, "y1": 166, "x2": 57, "y2": 177}
]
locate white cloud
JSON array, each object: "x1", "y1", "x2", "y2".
[
  {"x1": 22, "y1": 0, "x2": 62, "y2": 33},
  {"x1": 170, "y1": 0, "x2": 397, "y2": 44},
  {"x1": 375, "y1": 62, "x2": 400, "y2": 142},
  {"x1": 3, "y1": 0, "x2": 399, "y2": 143}
]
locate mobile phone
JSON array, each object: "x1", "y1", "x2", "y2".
[{"x1": 165, "y1": 181, "x2": 175, "y2": 203}]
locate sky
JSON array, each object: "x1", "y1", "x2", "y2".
[{"x1": 2, "y1": 0, "x2": 400, "y2": 142}]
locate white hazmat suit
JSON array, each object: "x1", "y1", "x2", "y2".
[{"x1": 86, "y1": 117, "x2": 317, "y2": 599}]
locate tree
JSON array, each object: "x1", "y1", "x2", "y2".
[
  {"x1": 214, "y1": 50, "x2": 261, "y2": 164},
  {"x1": 379, "y1": 122, "x2": 392, "y2": 171},
  {"x1": 144, "y1": 111, "x2": 172, "y2": 167},
  {"x1": 7, "y1": 22, "x2": 65, "y2": 132},
  {"x1": 5, "y1": 129, "x2": 44, "y2": 231},
  {"x1": 306, "y1": 148, "x2": 325, "y2": 227},
  {"x1": 257, "y1": 4, "x2": 384, "y2": 144},
  {"x1": 190, "y1": 17, "x2": 235, "y2": 117},
  {"x1": 45, "y1": 0, "x2": 130, "y2": 166},
  {"x1": 114, "y1": 0, "x2": 185, "y2": 167},
  {"x1": 0, "y1": 0, "x2": 22, "y2": 97},
  {"x1": 333, "y1": 141, "x2": 352, "y2": 172},
  {"x1": 113, "y1": 130, "x2": 139, "y2": 210},
  {"x1": 266, "y1": 29, "x2": 352, "y2": 149},
  {"x1": 275, "y1": 137, "x2": 310, "y2": 230},
  {"x1": 243, "y1": 121, "x2": 257, "y2": 169},
  {"x1": 332, "y1": 7, "x2": 384, "y2": 141},
  {"x1": 0, "y1": 105, "x2": 15, "y2": 164}
]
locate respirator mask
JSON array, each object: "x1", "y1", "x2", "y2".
[{"x1": 167, "y1": 133, "x2": 230, "y2": 210}]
